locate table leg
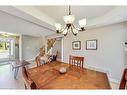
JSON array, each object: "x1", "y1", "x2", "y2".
[
  {"x1": 12, "y1": 66, "x2": 14, "y2": 71},
  {"x1": 14, "y1": 67, "x2": 19, "y2": 79}
]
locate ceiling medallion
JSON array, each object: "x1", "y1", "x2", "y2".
[{"x1": 55, "y1": 6, "x2": 86, "y2": 36}]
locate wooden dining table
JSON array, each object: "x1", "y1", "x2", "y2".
[{"x1": 27, "y1": 61, "x2": 111, "y2": 89}]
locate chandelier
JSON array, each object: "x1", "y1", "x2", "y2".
[{"x1": 55, "y1": 6, "x2": 86, "y2": 36}]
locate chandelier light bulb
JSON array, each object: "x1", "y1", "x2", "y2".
[
  {"x1": 62, "y1": 28, "x2": 68, "y2": 36},
  {"x1": 55, "y1": 23, "x2": 62, "y2": 30},
  {"x1": 73, "y1": 28, "x2": 79, "y2": 35},
  {"x1": 78, "y1": 18, "x2": 86, "y2": 28}
]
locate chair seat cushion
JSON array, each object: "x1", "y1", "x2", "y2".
[{"x1": 40, "y1": 56, "x2": 48, "y2": 64}]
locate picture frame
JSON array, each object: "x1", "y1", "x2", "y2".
[
  {"x1": 86, "y1": 40, "x2": 97, "y2": 50},
  {"x1": 72, "y1": 41, "x2": 81, "y2": 50}
]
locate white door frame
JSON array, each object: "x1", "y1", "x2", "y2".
[
  {"x1": 61, "y1": 38, "x2": 64, "y2": 62},
  {"x1": 19, "y1": 34, "x2": 22, "y2": 60},
  {"x1": 46, "y1": 34, "x2": 64, "y2": 62}
]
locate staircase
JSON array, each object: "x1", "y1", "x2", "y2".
[{"x1": 47, "y1": 38, "x2": 56, "y2": 54}]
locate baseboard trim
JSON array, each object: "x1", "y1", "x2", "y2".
[
  {"x1": 85, "y1": 65, "x2": 108, "y2": 73},
  {"x1": 57, "y1": 58, "x2": 61, "y2": 61},
  {"x1": 85, "y1": 65, "x2": 120, "y2": 84}
]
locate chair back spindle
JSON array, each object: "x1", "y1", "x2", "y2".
[{"x1": 69, "y1": 56, "x2": 84, "y2": 68}]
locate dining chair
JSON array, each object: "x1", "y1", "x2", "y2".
[
  {"x1": 119, "y1": 68, "x2": 127, "y2": 89},
  {"x1": 22, "y1": 66, "x2": 37, "y2": 89},
  {"x1": 35, "y1": 56, "x2": 41, "y2": 67},
  {"x1": 69, "y1": 55, "x2": 84, "y2": 68}
]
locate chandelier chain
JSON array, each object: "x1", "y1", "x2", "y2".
[{"x1": 69, "y1": 5, "x2": 71, "y2": 15}]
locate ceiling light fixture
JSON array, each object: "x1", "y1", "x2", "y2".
[{"x1": 55, "y1": 6, "x2": 86, "y2": 36}]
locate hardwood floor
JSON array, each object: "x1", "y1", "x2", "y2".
[{"x1": 0, "y1": 61, "x2": 119, "y2": 89}]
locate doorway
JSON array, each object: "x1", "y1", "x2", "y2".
[
  {"x1": 46, "y1": 37, "x2": 63, "y2": 61},
  {"x1": 0, "y1": 32, "x2": 20, "y2": 64},
  {"x1": 0, "y1": 38, "x2": 15, "y2": 62}
]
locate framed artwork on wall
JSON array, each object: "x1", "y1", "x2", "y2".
[
  {"x1": 86, "y1": 40, "x2": 97, "y2": 50},
  {"x1": 72, "y1": 41, "x2": 81, "y2": 50}
]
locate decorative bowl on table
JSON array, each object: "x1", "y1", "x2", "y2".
[{"x1": 59, "y1": 67, "x2": 67, "y2": 74}]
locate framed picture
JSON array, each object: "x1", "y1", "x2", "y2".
[
  {"x1": 72, "y1": 41, "x2": 81, "y2": 50},
  {"x1": 86, "y1": 40, "x2": 97, "y2": 50}
]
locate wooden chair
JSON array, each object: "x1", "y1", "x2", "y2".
[
  {"x1": 69, "y1": 55, "x2": 84, "y2": 68},
  {"x1": 22, "y1": 66, "x2": 37, "y2": 89},
  {"x1": 119, "y1": 68, "x2": 127, "y2": 89},
  {"x1": 35, "y1": 56, "x2": 41, "y2": 67}
]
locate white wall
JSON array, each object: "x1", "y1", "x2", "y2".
[
  {"x1": 63, "y1": 22, "x2": 127, "y2": 82},
  {"x1": 22, "y1": 35, "x2": 45, "y2": 61}
]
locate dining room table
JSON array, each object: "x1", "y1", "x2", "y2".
[{"x1": 27, "y1": 61, "x2": 111, "y2": 89}]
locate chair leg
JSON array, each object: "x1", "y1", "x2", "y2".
[
  {"x1": 14, "y1": 67, "x2": 19, "y2": 79},
  {"x1": 24, "y1": 83, "x2": 27, "y2": 89},
  {"x1": 12, "y1": 65, "x2": 14, "y2": 71}
]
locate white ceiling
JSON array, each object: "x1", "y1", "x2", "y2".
[
  {"x1": 35, "y1": 6, "x2": 115, "y2": 23},
  {"x1": 0, "y1": 7, "x2": 54, "y2": 37}
]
